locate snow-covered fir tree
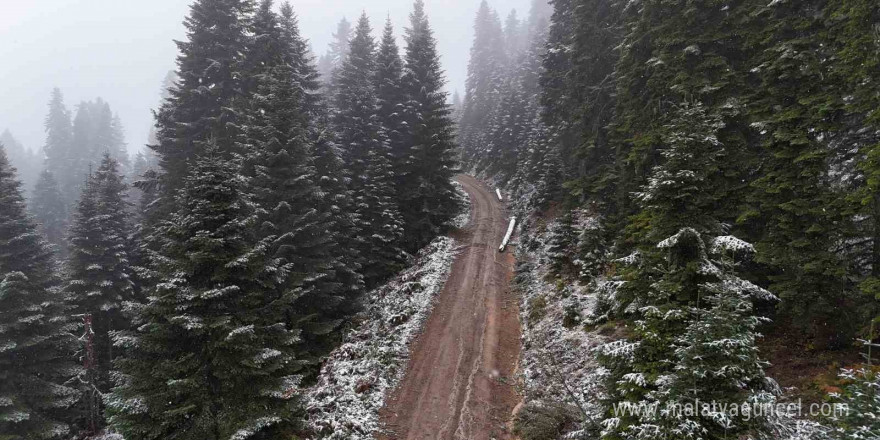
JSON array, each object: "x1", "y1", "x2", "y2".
[
  {"x1": 458, "y1": 0, "x2": 505, "y2": 166},
  {"x1": 42, "y1": 88, "x2": 74, "y2": 202},
  {"x1": 64, "y1": 153, "x2": 135, "y2": 429},
  {"x1": 545, "y1": 211, "x2": 577, "y2": 277},
  {"x1": 399, "y1": 0, "x2": 460, "y2": 251},
  {"x1": 334, "y1": 13, "x2": 406, "y2": 287},
  {"x1": 279, "y1": 2, "x2": 323, "y2": 120},
  {"x1": 375, "y1": 18, "x2": 409, "y2": 190},
  {"x1": 317, "y1": 17, "x2": 352, "y2": 99},
  {"x1": 821, "y1": 368, "x2": 880, "y2": 439},
  {"x1": 596, "y1": 104, "x2": 776, "y2": 439},
  {"x1": 739, "y1": 0, "x2": 851, "y2": 347},
  {"x1": 30, "y1": 169, "x2": 68, "y2": 254},
  {"x1": 64, "y1": 99, "x2": 130, "y2": 208},
  {"x1": 0, "y1": 144, "x2": 80, "y2": 440},
  {"x1": 0, "y1": 130, "x2": 40, "y2": 198},
  {"x1": 149, "y1": 0, "x2": 254, "y2": 216},
  {"x1": 242, "y1": 0, "x2": 363, "y2": 377},
  {"x1": 108, "y1": 148, "x2": 302, "y2": 440}
]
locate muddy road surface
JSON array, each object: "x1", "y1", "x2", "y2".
[{"x1": 379, "y1": 175, "x2": 522, "y2": 440}]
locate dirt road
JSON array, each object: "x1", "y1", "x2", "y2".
[{"x1": 379, "y1": 175, "x2": 522, "y2": 440}]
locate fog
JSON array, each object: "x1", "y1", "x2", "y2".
[{"x1": 0, "y1": 0, "x2": 531, "y2": 156}]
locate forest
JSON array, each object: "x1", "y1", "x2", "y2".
[{"x1": 1, "y1": 0, "x2": 879, "y2": 439}]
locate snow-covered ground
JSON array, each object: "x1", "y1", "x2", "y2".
[
  {"x1": 513, "y1": 214, "x2": 831, "y2": 440},
  {"x1": 304, "y1": 182, "x2": 471, "y2": 439},
  {"x1": 514, "y1": 218, "x2": 607, "y2": 438},
  {"x1": 304, "y1": 236, "x2": 459, "y2": 439}
]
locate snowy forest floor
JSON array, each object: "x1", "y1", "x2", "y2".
[{"x1": 510, "y1": 208, "x2": 842, "y2": 440}]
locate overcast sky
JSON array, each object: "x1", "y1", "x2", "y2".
[{"x1": 0, "y1": 0, "x2": 532, "y2": 156}]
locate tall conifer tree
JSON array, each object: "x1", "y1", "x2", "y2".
[
  {"x1": 0, "y1": 144, "x2": 79, "y2": 439},
  {"x1": 375, "y1": 18, "x2": 409, "y2": 186},
  {"x1": 64, "y1": 154, "x2": 135, "y2": 417},
  {"x1": 108, "y1": 149, "x2": 302, "y2": 440},
  {"x1": 399, "y1": 0, "x2": 460, "y2": 251},
  {"x1": 334, "y1": 14, "x2": 406, "y2": 286},
  {"x1": 150, "y1": 0, "x2": 254, "y2": 216},
  {"x1": 31, "y1": 169, "x2": 68, "y2": 254}
]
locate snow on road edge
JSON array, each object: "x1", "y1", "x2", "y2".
[
  {"x1": 305, "y1": 237, "x2": 458, "y2": 439},
  {"x1": 305, "y1": 182, "x2": 471, "y2": 439}
]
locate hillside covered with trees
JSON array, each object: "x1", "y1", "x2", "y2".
[
  {"x1": 461, "y1": 0, "x2": 880, "y2": 438},
  {"x1": 2, "y1": 0, "x2": 879, "y2": 439}
]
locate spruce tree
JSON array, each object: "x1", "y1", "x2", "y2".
[
  {"x1": 459, "y1": 1, "x2": 505, "y2": 166},
  {"x1": 285, "y1": 4, "x2": 365, "y2": 363},
  {"x1": 545, "y1": 211, "x2": 576, "y2": 277},
  {"x1": 562, "y1": 0, "x2": 622, "y2": 216},
  {"x1": 399, "y1": 0, "x2": 460, "y2": 251},
  {"x1": 243, "y1": 0, "x2": 362, "y2": 376},
  {"x1": 280, "y1": 2, "x2": 323, "y2": 120},
  {"x1": 108, "y1": 149, "x2": 302, "y2": 440},
  {"x1": 317, "y1": 17, "x2": 352, "y2": 98},
  {"x1": 334, "y1": 13, "x2": 406, "y2": 286},
  {"x1": 825, "y1": 1, "x2": 880, "y2": 325},
  {"x1": 596, "y1": 104, "x2": 775, "y2": 439},
  {"x1": 0, "y1": 130, "x2": 40, "y2": 197},
  {"x1": 150, "y1": 0, "x2": 254, "y2": 214},
  {"x1": 64, "y1": 154, "x2": 135, "y2": 422},
  {"x1": 741, "y1": 0, "x2": 851, "y2": 346},
  {"x1": 31, "y1": 169, "x2": 68, "y2": 254},
  {"x1": 0, "y1": 144, "x2": 80, "y2": 439},
  {"x1": 822, "y1": 368, "x2": 880, "y2": 439},
  {"x1": 480, "y1": 79, "x2": 531, "y2": 183},
  {"x1": 43, "y1": 88, "x2": 74, "y2": 199},
  {"x1": 375, "y1": 18, "x2": 409, "y2": 188}
]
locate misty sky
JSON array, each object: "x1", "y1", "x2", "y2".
[{"x1": 0, "y1": 0, "x2": 532, "y2": 156}]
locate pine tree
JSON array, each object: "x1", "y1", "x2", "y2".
[
  {"x1": 334, "y1": 13, "x2": 381, "y2": 187},
  {"x1": 399, "y1": 0, "x2": 460, "y2": 251},
  {"x1": 822, "y1": 368, "x2": 880, "y2": 439},
  {"x1": 503, "y1": 10, "x2": 525, "y2": 63},
  {"x1": 128, "y1": 151, "x2": 153, "y2": 215},
  {"x1": 64, "y1": 153, "x2": 135, "y2": 424},
  {"x1": 30, "y1": 169, "x2": 68, "y2": 256},
  {"x1": 308, "y1": 130, "x2": 365, "y2": 356},
  {"x1": 334, "y1": 13, "x2": 406, "y2": 286},
  {"x1": 67, "y1": 101, "x2": 96, "y2": 203},
  {"x1": 480, "y1": 79, "x2": 531, "y2": 183},
  {"x1": 561, "y1": 0, "x2": 622, "y2": 216},
  {"x1": 108, "y1": 149, "x2": 302, "y2": 440},
  {"x1": 53, "y1": 98, "x2": 131, "y2": 210},
  {"x1": 824, "y1": 1, "x2": 880, "y2": 326},
  {"x1": 0, "y1": 144, "x2": 80, "y2": 439},
  {"x1": 286, "y1": 6, "x2": 366, "y2": 360}
]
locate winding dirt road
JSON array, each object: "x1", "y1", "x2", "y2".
[{"x1": 379, "y1": 175, "x2": 522, "y2": 440}]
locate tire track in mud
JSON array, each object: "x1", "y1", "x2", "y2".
[{"x1": 378, "y1": 175, "x2": 521, "y2": 440}]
